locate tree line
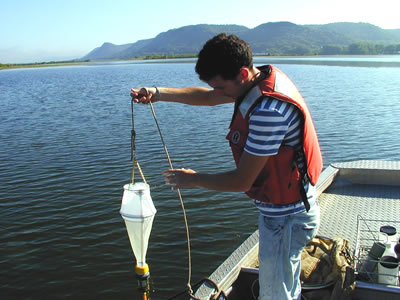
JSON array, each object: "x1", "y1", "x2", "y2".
[
  {"x1": 319, "y1": 42, "x2": 400, "y2": 55},
  {"x1": 0, "y1": 60, "x2": 90, "y2": 70}
]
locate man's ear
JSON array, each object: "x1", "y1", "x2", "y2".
[{"x1": 238, "y1": 67, "x2": 250, "y2": 81}]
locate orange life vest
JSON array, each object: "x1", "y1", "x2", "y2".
[{"x1": 226, "y1": 65, "x2": 323, "y2": 207}]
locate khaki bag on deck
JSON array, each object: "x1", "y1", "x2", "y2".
[{"x1": 300, "y1": 236, "x2": 356, "y2": 300}]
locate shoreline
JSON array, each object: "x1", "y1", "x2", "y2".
[
  {"x1": 0, "y1": 60, "x2": 93, "y2": 70},
  {"x1": 2, "y1": 54, "x2": 399, "y2": 70},
  {"x1": 0, "y1": 54, "x2": 198, "y2": 70}
]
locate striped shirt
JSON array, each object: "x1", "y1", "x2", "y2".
[{"x1": 246, "y1": 97, "x2": 316, "y2": 217}]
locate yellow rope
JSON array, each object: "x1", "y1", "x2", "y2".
[
  {"x1": 136, "y1": 159, "x2": 147, "y2": 184},
  {"x1": 131, "y1": 158, "x2": 147, "y2": 184}
]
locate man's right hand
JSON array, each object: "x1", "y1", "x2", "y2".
[{"x1": 130, "y1": 87, "x2": 160, "y2": 104}]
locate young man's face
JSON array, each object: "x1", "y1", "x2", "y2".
[{"x1": 207, "y1": 75, "x2": 244, "y2": 99}]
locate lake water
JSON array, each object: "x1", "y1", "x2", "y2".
[{"x1": 1, "y1": 56, "x2": 400, "y2": 299}]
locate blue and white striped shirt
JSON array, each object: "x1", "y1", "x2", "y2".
[
  {"x1": 246, "y1": 97, "x2": 316, "y2": 217},
  {"x1": 246, "y1": 97, "x2": 302, "y2": 156}
]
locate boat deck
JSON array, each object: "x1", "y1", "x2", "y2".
[{"x1": 317, "y1": 160, "x2": 400, "y2": 251}]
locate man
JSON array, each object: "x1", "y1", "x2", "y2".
[{"x1": 131, "y1": 33, "x2": 322, "y2": 300}]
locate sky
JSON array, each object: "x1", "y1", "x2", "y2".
[{"x1": 1, "y1": 0, "x2": 400, "y2": 64}]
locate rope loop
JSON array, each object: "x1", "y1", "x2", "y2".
[{"x1": 187, "y1": 278, "x2": 227, "y2": 300}]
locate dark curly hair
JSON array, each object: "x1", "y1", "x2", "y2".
[{"x1": 195, "y1": 33, "x2": 253, "y2": 82}]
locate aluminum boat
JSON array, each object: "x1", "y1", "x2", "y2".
[{"x1": 193, "y1": 160, "x2": 400, "y2": 300}]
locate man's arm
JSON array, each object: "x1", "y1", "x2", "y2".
[
  {"x1": 163, "y1": 151, "x2": 270, "y2": 192},
  {"x1": 131, "y1": 86, "x2": 234, "y2": 106}
]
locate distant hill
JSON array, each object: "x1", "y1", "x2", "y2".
[
  {"x1": 240, "y1": 22, "x2": 354, "y2": 54},
  {"x1": 307, "y1": 22, "x2": 400, "y2": 43},
  {"x1": 83, "y1": 42, "x2": 135, "y2": 60},
  {"x1": 124, "y1": 24, "x2": 248, "y2": 58},
  {"x1": 388, "y1": 29, "x2": 400, "y2": 39},
  {"x1": 83, "y1": 24, "x2": 248, "y2": 60},
  {"x1": 82, "y1": 22, "x2": 400, "y2": 60}
]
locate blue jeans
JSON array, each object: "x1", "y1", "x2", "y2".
[{"x1": 258, "y1": 203, "x2": 320, "y2": 300}]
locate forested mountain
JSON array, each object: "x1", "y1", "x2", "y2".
[
  {"x1": 82, "y1": 22, "x2": 400, "y2": 60},
  {"x1": 308, "y1": 23, "x2": 400, "y2": 43}
]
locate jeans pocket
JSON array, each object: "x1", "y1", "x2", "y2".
[
  {"x1": 293, "y1": 221, "x2": 319, "y2": 247},
  {"x1": 261, "y1": 215, "x2": 285, "y2": 232}
]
